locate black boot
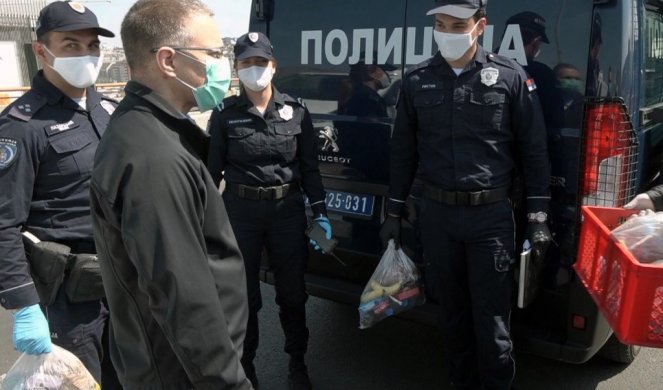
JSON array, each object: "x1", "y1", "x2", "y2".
[{"x1": 288, "y1": 355, "x2": 312, "y2": 390}]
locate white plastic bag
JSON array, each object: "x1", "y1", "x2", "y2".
[
  {"x1": 1, "y1": 345, "x2": 99, "y2": 390},
  {"x1": 611, "y1": 210, "x2": 663, "y2": 264},
  {"x1": 358, "y1": 239, "x2": 425, "y2": 329}
]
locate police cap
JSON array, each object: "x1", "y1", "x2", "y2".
[
  {"x1": 426, "y1": 0, "x2": 486, "y2": 19},
  {"x1": 36, "y1": 1, "x2": 114, "y2": 39},
  {"x1": 506, "y1": 11, "x2": 550, "y2": 44},
  {"x1": 234, "y1": 32, "x2": 273, "y2": 60}
]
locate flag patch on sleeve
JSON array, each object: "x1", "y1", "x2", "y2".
[{"x1": 525, "y1": 78, "x2": 537, "y2": 92}]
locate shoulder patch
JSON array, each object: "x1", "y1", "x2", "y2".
[
  {"x1": 100, "y1": 100, "x2": 116, "y2": 116},
  {"x1": 0, "y1": 137, "x2": 19, "y2": 170},
  {"x1": 525, "y1": 78, "x2": 538, "y2": 92}
]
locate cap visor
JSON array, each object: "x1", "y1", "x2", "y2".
[
  {"x1": 49, "y1": 23, "x2": 115, "y2": 37},
  {"x1": 235, "y1": 48, "x2": 272, "y2": 60},
  {"x1": 426, "y1": 5, "x2": 478, "y2": 19}
]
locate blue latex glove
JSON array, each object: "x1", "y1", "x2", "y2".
[
  {"x1": 310, "y1": 216, "x2": 332, "y2": 251},
  {"x1": 12, "y1": 304, "x2": 52, "y2": 355}
]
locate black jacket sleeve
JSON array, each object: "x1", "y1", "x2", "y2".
[
  {"x1": 297, "y1": 107, "x2": 327, "y2": 216},
  {"x1": 510, "y1": 67, "x2": 551, "y2": 214},
  {"x1": 207, "y1": 109, "x2": 226, "y2": 187},
  {"x1": 0, "y1": 118, "x2": 40, "y2": 309},
  {"x1": 387, "y1": 77, "x2": 419, "y2": 216},
  {"x1": 647, "y1": 184, "x2": 663, "y2": 211},
  {"x1": 117, "y1": 157, "x2": 245, "y2": 387}
]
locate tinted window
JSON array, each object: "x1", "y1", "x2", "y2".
[{"x1": 645, "y1": 7, "x2": 663, "y2": 106}]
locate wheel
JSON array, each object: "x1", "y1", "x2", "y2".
[{"x1": 598, "y1": 334, "x2": 641, "y2": 364}]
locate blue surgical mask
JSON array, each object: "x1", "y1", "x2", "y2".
[{"x1": 175, "y1": 52, "x2": 231, "y2": 112}]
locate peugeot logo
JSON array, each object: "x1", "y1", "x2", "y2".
[{"x1": 318, "y1": 125, "x2": 339, "y2": 152}]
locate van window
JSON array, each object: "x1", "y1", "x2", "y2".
[{"x1": 645, "y1": 7, "x2": 663, "y2": 106}]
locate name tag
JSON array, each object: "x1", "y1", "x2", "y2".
[
  {"x1": 44, "y1": 120, "x2": 78, "y2": 136},
  {"x1": 227, "y1": 118, "x2": 253, "y2": 126}
]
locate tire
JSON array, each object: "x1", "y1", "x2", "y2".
[{"x1": 598, "y1": 334, "x2": 641, "y2": 364}]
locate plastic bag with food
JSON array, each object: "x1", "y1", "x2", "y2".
[
  {"x1": 358, "y1": 239, "x2": 425, "y2": 329},
  {"x1": 611, "y1": 210, "x2": 663, "y2": 264},
  {"x1": 1, "y1": 345, "x2": 99, "y2": 390}
]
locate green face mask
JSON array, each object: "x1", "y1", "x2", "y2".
[
  {"x1": 558, "y1": 78, "x2": 585, "y2": 94},
  {"x1": 176, "y1": 53, "x2": 231, "y2": 112}
]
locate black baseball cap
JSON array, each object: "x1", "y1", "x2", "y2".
[
  {"x1": 35, "y1": 1, "x2": 114, "y2": 39},
  {"x1": 234, "y1": 32, "x2": 273, "y2": 60},
  {"x1": 427, "y1": 0, "x2": 486, "y2": 19},
  {"x1": 506, "y1": 11, "x2": 549, "y2": 43}
]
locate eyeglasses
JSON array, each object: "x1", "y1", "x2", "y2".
[{"x1": 150, "y1": 46, "x2": 232, "y2": 59}]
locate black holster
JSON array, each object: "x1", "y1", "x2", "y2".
[
  {"x1": 23, "y1": 239, "x2": 70, "y2": 306},
  {"x1": 23, "y1": 237, "x2": 105, "y2": 305},
  {"x1": 64, "y1": 253, "x2": 105, "y2": 303}
]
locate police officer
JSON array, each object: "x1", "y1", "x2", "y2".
[
  {"x1": 0, "y1": 1, "x2": 118, "y2": 386},
  {"x1": 505, "y1": 11, "x2": 564, "y2": 130},
  {"x1": 379, "y1": 1, "x2": 552, "y2": 389},
  {"x1": 207, "y1": 32, "x2": 328, "y2": 390}
]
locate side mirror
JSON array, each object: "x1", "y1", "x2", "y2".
[{"x1": 255, "y1": 0, "x2": 275, "y2": 22}]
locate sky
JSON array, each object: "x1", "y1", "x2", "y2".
[{"x1": 62, "y1": 0, "x2": 253, "y2": 47}]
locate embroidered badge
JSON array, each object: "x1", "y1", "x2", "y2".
[
  {"x1": 480, "y1": 67, "x2": 499, "y2": 87},
  {"x1": 278, "y1": 105, "x2": 293, "y2": 121},
  {"x1": 249, "y1": 32, "x2": 259, "y2": 43},
  {"x1": 526, "y1": 78, "x2": 538, "y2": 92},
  {"x1": 0, "y1": 138, "x2": 18, "y2": 170},
  {"x1": 101, "y1": 100, "x2": 116, "y2": 116}
]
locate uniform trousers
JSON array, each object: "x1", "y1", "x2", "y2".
[
  {"x1": 420, "y1": 198, "x2": 515, "y2": 390},
  {"x1": 222, "y1": 189, "x2": 310, "y2": 375},
  {"x1": 46, "y1": 288, "x2": 121, "y2": 388}
]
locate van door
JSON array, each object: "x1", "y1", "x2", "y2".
[
  {"x1": 250, "y1": 0, "x2": 408, "y2": 264},
  {"x1": 639, "y1": 1, "x2": 663, "y2": 188}
]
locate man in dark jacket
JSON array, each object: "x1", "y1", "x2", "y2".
[{"x1": 89, "y1": 0, "x2": 251, "y2": 388}]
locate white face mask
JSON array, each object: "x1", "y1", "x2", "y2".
[
  {"x1": 433, "y1": 22, "x2": 480, "y2": 62},
  {"x1": 238, "y1": 65, "x2": 274, "y2": 92},
  {"x1": 43, "y1": 46, "x2": 103, "y2": 89}
]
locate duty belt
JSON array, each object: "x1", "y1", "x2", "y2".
[
  {"x1": 227, "y1": 182, "x2": 298, "y2": 200},
  {"x1": 423, "y1": 185, "x2": 509, "y2": 206}
]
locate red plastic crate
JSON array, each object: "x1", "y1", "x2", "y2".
[{"x1": 575, "y1": 206, "x2": 663, "y2": 347}]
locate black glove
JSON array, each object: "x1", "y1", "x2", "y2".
[
  {"x1": 526, "y1": 222, "x2": 552, "y2": 259},
  {"x1": 379, "y1": 216, "x2": 402, "y2": 249}
]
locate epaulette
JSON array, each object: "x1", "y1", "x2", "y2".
[
  {"x1": 282, "y1": 93, "x2": 306, "y2": 109},
  {"x1": 485, "y1": 51, "x2": 521, "y2": 71},
  {"x1": 220, "y1": 95, "x2": 240, "y2": 111},
  {"x1": 3, "y1": 91, "x2": 46, "y2": 122},
  {"x1": 404, "y1": 56, "x2": 437, "y2": 78}
]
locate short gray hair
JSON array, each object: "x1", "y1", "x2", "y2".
[{"x1": 121, "y1": 0, "x2": 213, "y2": 70}]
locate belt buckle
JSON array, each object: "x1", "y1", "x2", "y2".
[
  {"x1": 468, "y1": 190, "x2": 484, "y2": 206},
  {"x1": 256, "y1": 186, "x2": 267, "y2": 200}
]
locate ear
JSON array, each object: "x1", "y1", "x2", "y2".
[
  {"x1": 154, "y1": 47, "x2": 177, "y2": 78},
  {"x1": 32, "y1": 41, "x2": 48, "y2": 64},
  {"x1": 477, "y1": 18, "x2": 487, "y2": 36}
]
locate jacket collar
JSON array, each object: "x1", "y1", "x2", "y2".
[
  {"x1": 124, "y1": 81, "x2": 190, "y2": 121},
  {"x1": 434, "y1": 44, "x2": 490, "y2": 76}
]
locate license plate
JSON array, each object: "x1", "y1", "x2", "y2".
[{"x1": 324, "y1": 190, "x2": 375, "y2": 217}]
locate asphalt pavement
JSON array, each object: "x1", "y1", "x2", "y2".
[{"x1": 2, "y1": 285, "x2": 663, "y2": 389}]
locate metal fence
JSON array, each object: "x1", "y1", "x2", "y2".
[{"x1": 0, "y1": 0, "x2": 48, "y2": 86}]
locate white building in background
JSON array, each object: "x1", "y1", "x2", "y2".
[{"x1": 99, "y1": 46, "x2": 130, "y2": 83}]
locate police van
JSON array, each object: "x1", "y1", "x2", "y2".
[{"x1": 249, "y1": 0, "x2": 663, "y2": 364}]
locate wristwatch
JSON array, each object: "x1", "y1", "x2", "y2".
[{"x1": 527, "y1": 211, "x2": 548, "y2": 223}]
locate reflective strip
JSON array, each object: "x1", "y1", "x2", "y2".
[
  {"x1": 0, "y1": 281, "x2": 35, "y2": 296},
  {"x1": 389, "y1": 198, "x2": 406, "y2": 203}
]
